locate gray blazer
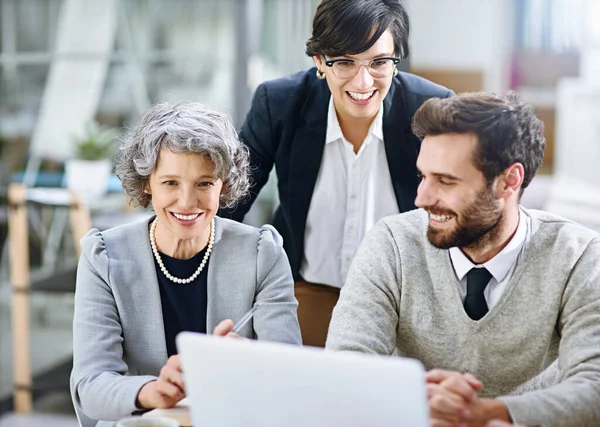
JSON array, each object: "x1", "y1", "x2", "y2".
[{"x1": 70, "y1": 215, "x2": 301, "y2": 427}]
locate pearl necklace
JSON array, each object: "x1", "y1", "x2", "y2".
[{"x1": 149, "y1": 217, "x2": 214, "y2": 284}]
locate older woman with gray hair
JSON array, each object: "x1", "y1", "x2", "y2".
[{"x1": 70, "y1": 102, "x2": 301, "y2": 427}]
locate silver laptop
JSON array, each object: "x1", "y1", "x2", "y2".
[{"x1": 177, "y1": 332, "x2": 429, "y2": 427}]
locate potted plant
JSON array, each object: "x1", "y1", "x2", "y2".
[{"x1": 65, "y1": 122, "x2": 117, "y2": 201}]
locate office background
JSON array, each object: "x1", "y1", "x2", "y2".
[{"x1": 1, "y1": 0, "x2": 599, "y2": 425}]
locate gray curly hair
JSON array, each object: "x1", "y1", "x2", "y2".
[{"x1": 116, "y1": 101, "x2": 251, "y2": 209}]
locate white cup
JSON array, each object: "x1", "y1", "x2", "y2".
[{"x1": 116, "y1": 416, "x2": 180, "y2": 427}]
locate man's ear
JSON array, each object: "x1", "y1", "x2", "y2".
[{"x1": 496, "y1": 163, "x2": 524, "y2": 199}]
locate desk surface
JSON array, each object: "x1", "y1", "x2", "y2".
[{"x1": 142, "y1": 398, "x2": 191, "y2": 427}]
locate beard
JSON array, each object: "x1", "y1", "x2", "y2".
[{"x1": 426, "y1": 185, "x2": 504, "y2": 250}]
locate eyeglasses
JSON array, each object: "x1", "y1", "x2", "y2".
[{"x1": 322, "y1": 55, "x2": 400, "y2": 79}]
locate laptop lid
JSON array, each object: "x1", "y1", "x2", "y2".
[{"x1": 177, "y1": 332, "x2": 429, "y2": 427}]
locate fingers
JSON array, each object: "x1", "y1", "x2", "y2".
[
  {"x1": 426, "y1": 368, "x2": 483, "y2": 427},
  {"x1": 213, "y1": 319, "x2": 235, "y2": 336},
  {"x1": 426, "y1": 369, "x2": 457, "y2": 384},
  {"x1": 155, "y1": 378, "x2": 185, "y2": 405},
  {"x1": 159, "y1": 359, "x2": 185, "y2": 393},
  {"x1": 461, "y1": 372, "x2": 484, "y2": 391},
  {"x1": 427, "y1": 383, "x2": 470, "y2": 424},
  {"x1": 440, "y1": 374, "x2": 478, "y2": 403},
  {"x1": 137, "y1": 380, "x2": 182, "y2": 410},
  {"x1": 166, "y1": 354, "x2": 182, "y2": 372},
  {"x1": 225, "y1": 332, "x2": 245, "y2": 339},
  {"x1": 431, "y1": 420, "x2": 464, "y2": 427},
  {"x1": 485, "y1": 421, "x2": 516, "y2": 427},
  {"x1": 154, "y1": 355, "x2": 187, "y2": 408},
  {"x1": 426, "y1": 369, "x2": 483, "y2": 391}
]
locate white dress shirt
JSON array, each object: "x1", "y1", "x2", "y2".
[
  {"x1": 300, "y1": 97, "x2": 399, "y2": 288},
  {"x1": 449, "y1": 208, "x2": 531, "y2": 309}
]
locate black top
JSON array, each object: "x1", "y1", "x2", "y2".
[
  {"x1": 219, "y1": 67, "x2": 454, "y2": 280},
  {"x1": 153, "y1": 248, "x2": 209, "y2": 357}
]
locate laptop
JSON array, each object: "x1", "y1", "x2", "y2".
[{"x1": 176, "y1": 332, "x2": 429, "y2": 427}]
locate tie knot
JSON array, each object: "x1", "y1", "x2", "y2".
[{"x1": 466, "y1": 267, "x2": 492, "y2": 295}]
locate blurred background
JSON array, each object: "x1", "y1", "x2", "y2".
[{"x1": 1, "y1": 0, "x2": 599, "y2": 425}]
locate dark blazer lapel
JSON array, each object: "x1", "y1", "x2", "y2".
[
  {"x1": 383, "y1": 77, "x2": 421, "y2": 212},
  {"x1": 287, "y1": 78, "x2": 329, "y2": 253}
]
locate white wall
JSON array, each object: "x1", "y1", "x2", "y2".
[{"x1": 405, "y1": 0, "x2": 515, "y2": 92}]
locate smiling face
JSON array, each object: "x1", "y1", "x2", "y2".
[
  {"x1": 415, "y1": 133, "x2": 505, "y2": 250},
  {"x1": 146, "y1": 148, "x2": 223, "y2": 257},
  {"x1": 314, "y1": 29, "x2": 395, "y2": 124}
]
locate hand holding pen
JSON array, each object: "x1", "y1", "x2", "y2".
[{"x1": 212, "y1": 303, "x2": 262, "y2": 338}]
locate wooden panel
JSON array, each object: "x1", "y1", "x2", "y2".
[
  {"x1": 411, "y1": 68, "x2": 485, "y2": 94},
  {"x1": 6, "y1": 185, "x2": 92, "y2": 414},
  {"x1": 7, "y1": 184, "x2": 33, "y2": 413},
  {"x1": 69, "y1": 191, "x2": 91, "y2": 257},
  {"x1": 515, "y1": 50, "x2": 579, "y2": 87},
  {"x1": 534, "y1": 106, "x2": 555, "y2": 174}
]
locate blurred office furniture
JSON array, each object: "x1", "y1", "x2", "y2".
[
  {"x1": 544, "y1": 174, "x2": 600, "y2": 233},
  {"x1": 550, "y1": 47, "x2": 600, "y2": 232},
  {"x1": 534, "y1": 0, "x2": 600, "y2": 231},
  {"x1": 410, "y1": 69, "x2": 484, "y2": 94},
  {"x1": 407, "y1": 0, "x2": 513, "y2": 93},
  {"x1": 555, "y1": 51, "x2": 600, "y2": 186},
  {"x1": 520, "y1": 175, "x2": 553, "y2": 211},
  {"x1": 22, "y1": 0, "x2": 119, "y2": 187},
  {"x1": 7, "y1": 183, "x2": 89, "y2": 413},
  {"x1": 513, "y1": 50, "x2": 580, "y2": 174},
  {"x1": 513, "y1": 0, "x2": 590, "y2": 175}
]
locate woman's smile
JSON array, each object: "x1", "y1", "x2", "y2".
[{"x1": 170, "y1": 211, "x2": 204, "y2": 225}]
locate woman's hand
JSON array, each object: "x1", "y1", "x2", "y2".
[
  {"x1": 136, "y1": 321, "x2": 244, "y2": 409},
  {"x1": 136, "y1": 355, "x2": 185, "y2": 409},
  {"x1": 213, "y1": 319, "x2": 244, "y2": 339}
]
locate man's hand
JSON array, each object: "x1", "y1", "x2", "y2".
[
  {"x1": 136, "y1": 355, "x2": 185, "y2": 409},
  {"x1": 486, "y1": 420, "x2": 524, "y2": 427},
  {"x1": 427, "y1": 369, "x2": 483, "y2": 427},
  {"x1": 213, "y1": 319, "x2": 244, "y2": 339},
  {"x1": 426, "y1": 369, "x2": 483, "y2": 390},
  {"x1": 426, "y1": 369, "x2": 512, "y2": 427},
  {"x1": 466, "y1": 397, "x2": 512, "y2": 427}
]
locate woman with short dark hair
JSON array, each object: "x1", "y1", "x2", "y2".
[{"x1": 221, "y1": 0, "x2": 454, "y2": 347}]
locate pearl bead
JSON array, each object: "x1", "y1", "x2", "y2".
[{"x1": 149, "y1": 216, "x2": 215, "y2": 284}]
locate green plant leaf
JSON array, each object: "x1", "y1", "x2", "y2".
[{"x1": 72, "y1": 121, "x2": 117, "y2": 161}]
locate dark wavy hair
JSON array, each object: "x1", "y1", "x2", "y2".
[
  {"x1": 412, "y1": 91, "x2": 546, "y2": 194},
  {"x1": 305, "y1": 0, "x2": 410, "y2": 58}
]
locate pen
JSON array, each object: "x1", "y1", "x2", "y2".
[{"x1": 231, "y1": 303, "x2": 262, "y2": 334}]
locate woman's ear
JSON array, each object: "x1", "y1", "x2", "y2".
[{"x1": 313, "y1": 55, "x2": 323, "y2": 69}]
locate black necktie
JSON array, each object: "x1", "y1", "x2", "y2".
[{"x1": 464, "y1": 268, "x2": 492, "y2": 320}]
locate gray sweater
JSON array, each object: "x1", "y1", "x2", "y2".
[{"x1": 327, "y1": 208, "x2": 600, "y2": 427}]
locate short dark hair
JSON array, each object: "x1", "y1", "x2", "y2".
[
  {"x1": 305, "y1": 0, "x2": 410, "y2": 58},
  {"x1": 412, "y1": 91, "x2": 545, "y2": 192}
]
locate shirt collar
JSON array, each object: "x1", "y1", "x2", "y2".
[
  {"x1": 325, "y1": 96, "x2": 384, "y2": 144},
  {"x1": 449, "y1": 208, "x2": 529, "y2": 282}
]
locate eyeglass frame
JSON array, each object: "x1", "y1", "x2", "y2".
[{"x1": 321, "y1": 55, "x2": 401, "y2": 78}]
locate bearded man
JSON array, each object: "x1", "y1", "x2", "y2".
[{"x1": 326, "y1": 91, "x2": 600, "y2": 427}]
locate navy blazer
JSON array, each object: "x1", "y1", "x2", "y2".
[{"x1": 220, "y1": 67, "x2": 453, "y2": 280}]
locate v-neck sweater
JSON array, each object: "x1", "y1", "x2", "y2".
[{"x1": 327, "y1": 208, "x2": 600, "y2": 427}]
